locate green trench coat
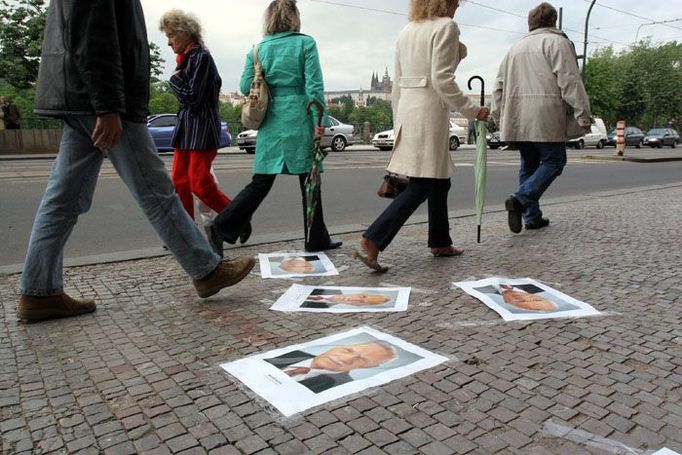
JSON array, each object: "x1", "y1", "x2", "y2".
[{"x1": 240, "y1": 32, "x2": 330, "y2": 175}]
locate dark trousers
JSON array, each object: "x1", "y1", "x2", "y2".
[
  {"x1": 213, "y1": 173, "x2": 331, "y2": 250},
  {"x1": 364, "y1": 177, "x2": 452, "y2": 251}
]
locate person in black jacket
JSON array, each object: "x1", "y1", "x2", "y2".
[
  {"x1": 18, "y1": 0, "x2": 255, "y2": 323},
  {"x1": 159, "y1": 10, "x2": 239, "y2": 229}
]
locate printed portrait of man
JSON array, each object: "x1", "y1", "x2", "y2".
[
  {"x1": 300, "y1": 289, "x2": 393, "y2": 309},
  {"x1": 270, "y1": 255, "x2": 323, "y2": 275},
  {"x1": 476, "y1": 282, "x2": 578, "y2": 314},
  {"x1": 264, "y1": 341, "x2": 397, "y2": 393}
]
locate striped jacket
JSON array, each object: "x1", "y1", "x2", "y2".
[{"x1": 169, "y1": 45, "x2": 222, "y2": 151}]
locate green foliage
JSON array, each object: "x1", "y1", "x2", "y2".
[
  {"x1": 219, "y1": 102, "x2": 243, "y2": 132},
  {"x1": 584, "y1": 40, "x2": 682, "y2": 131},
  {"x1": 148, "y1": 81, "x2": 178, "y2": 115},
  {"x1": 149, "y1": 42, "x2": 165, "y2": 85},
  {"x1": 0, "y1": 0, "x2": 47, "y2": 89}
]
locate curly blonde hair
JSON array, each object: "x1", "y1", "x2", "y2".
[
  {"x1": 263, "y1": 0, "x2": 301, "y2": 35},
  {"x1": 159, "y1": 9, "x2": 203, "y2": 46},
  {"x1": 408, "y1": 0, "x2": 459, "y2": 21}
]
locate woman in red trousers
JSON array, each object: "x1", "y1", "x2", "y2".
[{"x1": 160, "y1": 9, "x2": 250, "y2": 242}]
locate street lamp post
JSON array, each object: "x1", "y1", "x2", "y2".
[{"x1": 582, "y1": 0, "x2": 597, "y2": 75}]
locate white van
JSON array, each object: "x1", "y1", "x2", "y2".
[{"x1": 568, "y1": 117, "x2": 608, "y2": 149}]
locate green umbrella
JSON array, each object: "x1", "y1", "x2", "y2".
[
  {"x1": 468, "y1": 76, "x2": 487, "y2": 243},
  {"x1": 304, "y1": 100, "x2": 327, "y2": 240}
]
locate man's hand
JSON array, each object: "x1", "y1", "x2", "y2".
[
  {"x1": 92, "y1": 113, "x2": 123, "y2": 150},
  {"x1": 475, "y1": 107, "x2": 490, "y2": 121}
]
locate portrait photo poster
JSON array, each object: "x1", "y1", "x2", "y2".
[
  {"x1": 258, "y1": 252, "x2": 338, "y2": 278},
  {"x1": 220, "y1": 326, "x2": 448, "y2": 417},
  {"x1": 270, "y1": 284, "x2": 411, "y2": 313},
  {"x1": 453, "y1": 277, "x2": 601, "y2": 321}
]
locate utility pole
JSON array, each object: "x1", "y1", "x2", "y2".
[
  {"x1": 558, "y1": 7, "x2": 563, "y2": 30},
  {"x1": 582, "y1": 0, "x2": 597, "y2": 75}
]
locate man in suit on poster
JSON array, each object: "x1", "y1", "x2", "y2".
[{"x1": 265, "y1": 342, "x2": 396, "y2": 393}]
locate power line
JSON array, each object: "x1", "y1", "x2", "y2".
[
  {"x1": 307, "y1": 0, "x2": 629, "y2": 47},
  {"x1": 583, "y1": 0, "x2": 682, "y2": 32},
  {"x1": 463, "y1": 0, "x2": 525, "y2": 19},
  {"x1": 307, "y1": 0, "x2": 525, "y2": 35}
]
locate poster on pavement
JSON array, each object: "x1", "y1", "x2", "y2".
[
  {"x1": 258, "y1": 252, "x2": 338, "y2": 278},
  {"x1": 220, "y1": 326, "x2": 447, "y2": 416},
  {"x1": 270, "y1": 284, "x2": 410, "y2": 313},
  {"x1": 453, "y1": 277, "x2": 601, "y2": 321}
]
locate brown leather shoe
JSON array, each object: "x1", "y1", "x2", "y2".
[
  {"x1": 193, "y1": 256, "x2": 256, "y2": 298},
  {"x1": 18, "y1": 293, "x2": 96, "y2": 322}
]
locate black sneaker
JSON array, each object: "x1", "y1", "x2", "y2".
[
  {"x1": 504, "y1": 195, "x2": 523, "y2": 234},
  {"x1": 525, "y1": 217, "x2": 550, "y2": 230}
]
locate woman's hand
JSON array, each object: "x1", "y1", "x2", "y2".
[
  {"x1": 315, "y1": 126, "x2": 325, "y2": 139},
  {"x1": 475, "y1": 107, "x2": 490, "y2": 121}
]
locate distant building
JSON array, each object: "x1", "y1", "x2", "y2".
[
  {"x1": 220, "y1": 91, "x2": 246, "y2": 106},
  {"x1": 370, "y1": 68, "x2": 393, "y2": 93}
]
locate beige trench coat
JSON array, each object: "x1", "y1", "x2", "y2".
[{"x1": 387, "y1": 18, "x2": 480, "y2": 179}]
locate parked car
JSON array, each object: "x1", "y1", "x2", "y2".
[
  {"x1": 643, "y1": 128, "x2": 678, "y2": 148},
  {"x1": 606, "y1": 126, "x2": 644, "y2": 148},
  {"x1": 236, "y1": 115, "x2": 359, "y2": 154},
  {"x1": 486, "y1": 131, "x2": 505, "y2": 149},
  {"x1": 372, "y1": 122, "x2": 465, "y2": 151},
  {"x1": 236, "y1": 129, "x2": 258, "y2": 154},
  {"x1": 567, "y1": 117, "x2": 607, "y2": 149},
  {"x1": 147, "y1": 113, "x2": 231, "y2": 152}
]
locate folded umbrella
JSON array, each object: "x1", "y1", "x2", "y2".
[
  {"x1": 467, "y1": 75, "x2": 488, "y2": 243},
  {"x1": 304, "y1": 100, "x2": 327, "y2": 240}
]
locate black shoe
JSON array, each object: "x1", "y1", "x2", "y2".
[
  {"x1": 525, "y1": 217, "x2": 550, "y2": 230},
  {"x1": 239, "y1": 221, "x2": 252, "y2": 244},
  {"x1": 205, "y1": 223, "x2": 224, "y2": 258},
  {"x1": 305, "y1": 240, "x2": 343, "y2": 252},
  {"x1": 504, "y1": 195, "x2": 523, "y2": 234}
]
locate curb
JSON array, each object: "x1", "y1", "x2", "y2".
[{"x1": 582, "y1": 154, "x2": 682, "y2": 163}]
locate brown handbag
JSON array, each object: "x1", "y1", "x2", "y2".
[{"x1": 377, "y1": 173, "x2": 409, "y2": 199}]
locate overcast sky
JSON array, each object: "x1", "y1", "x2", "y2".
[{"x1": 141, "y1": 0, "x2": 682, "y2": 94}]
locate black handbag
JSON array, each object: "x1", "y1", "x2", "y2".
[{"x1": 377, "y1": 173, "x2": 409, "y2": 199}]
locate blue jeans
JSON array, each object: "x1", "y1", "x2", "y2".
[
  {"x1": 364, "y1": 177, "x2": 452, "y2": 251},
  {"x1": 20, "y1": 116, "x2": 220, "y2": 296},
  {"x1": 514, "y1": 142, "x2": 567, "y2": 224}
]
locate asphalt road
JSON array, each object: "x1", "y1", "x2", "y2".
[{"x1": 2, "y1": 145, "x2": 681, "y2": 267}]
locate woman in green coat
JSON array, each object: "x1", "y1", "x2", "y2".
[{"x1": 208, "y1": 0, "x2": 341, "y2": 254}]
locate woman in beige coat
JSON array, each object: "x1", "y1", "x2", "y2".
[{"x1": 356, "y1": 0, "x2": 488, "y2": 272}]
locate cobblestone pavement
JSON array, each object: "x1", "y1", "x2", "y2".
[{"x1": 1, "y1": 185, "x2": 680, "y2": 455}]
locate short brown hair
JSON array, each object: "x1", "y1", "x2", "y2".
[{"x1": 528, "y1": 2, "x2": 557, "y2": 32}]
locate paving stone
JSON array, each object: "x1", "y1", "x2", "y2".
[{"x1": 2, "y1": 185, "x2": 682, "y2": 455}]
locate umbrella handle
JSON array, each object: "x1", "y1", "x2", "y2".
[
  {"x1": 306, "y1": 100, "x2": 324, "y2": 128},
  {"x1": 467, "y1": 75, "x2": 485, "y2": 107}
]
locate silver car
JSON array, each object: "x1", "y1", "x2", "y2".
[
  {"x1": 372, "y1": 122, "x2": 466, "y2": 151},
  {"x1": 235, "y1": 115, "x2": 359, "y2": 154}
]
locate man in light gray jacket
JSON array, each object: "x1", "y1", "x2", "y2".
[{"x1": 492, "y1": 2, "x2": 592, "y2": 233}]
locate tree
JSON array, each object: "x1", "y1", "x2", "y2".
[
  {"x1": 149, "y1": 42, "x2": 165, "y2": 85},
  {"x1": 0, "y1": 0, "x2": 47, "y2": 89},
  {"x1": 148, "y1": 81, "x2": 178, "y2": 115},
  {"x1": 583, "y1": 40, "x2": 682, "y2": 130}
]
